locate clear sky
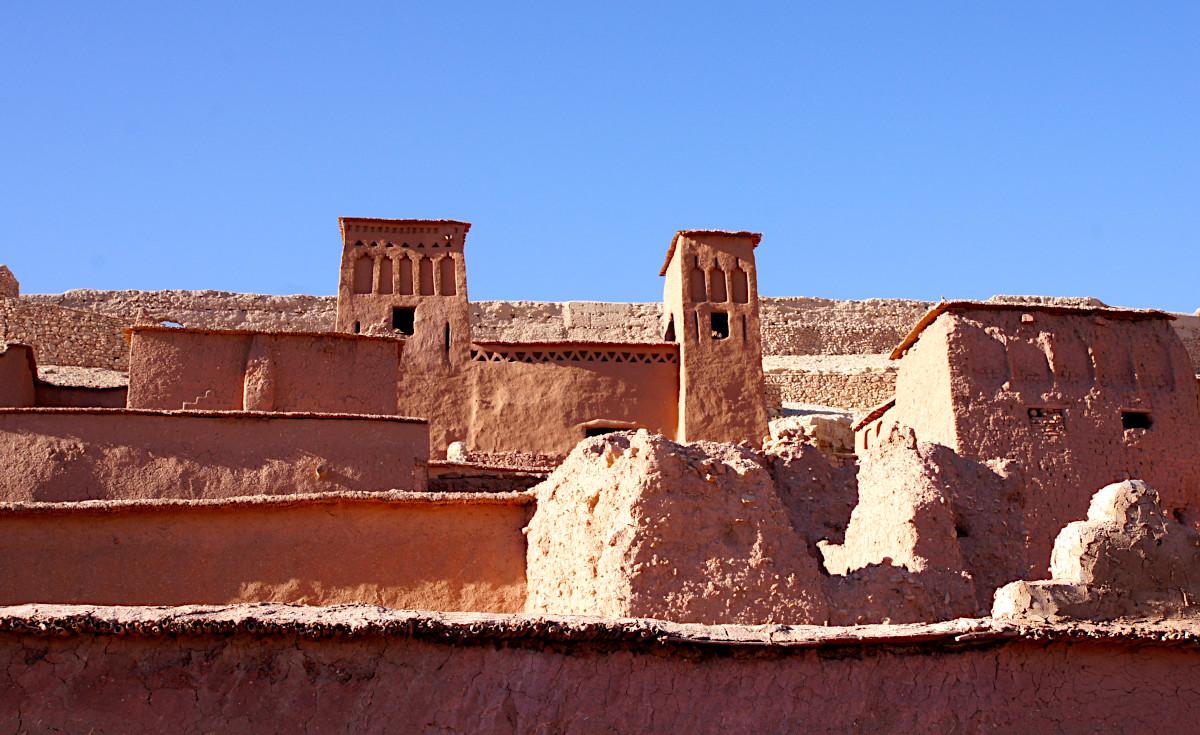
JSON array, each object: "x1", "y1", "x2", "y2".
[{"x1": 2, "y1": 3, "x2": 1197, "y2": 312}]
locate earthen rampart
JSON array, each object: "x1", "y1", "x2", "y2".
[
  {"x1": 3, "y1": 605, "x2": 1200, "y2": 733},
  {"x1": 126, "y1": 326, "x2": 403, "y2": 415},
  {"x1": 0, "y1": 494, "x2": 528, "y2": 610},
  {"x1": 0, "y1": 408, "x2": 428, "y2": 502}
]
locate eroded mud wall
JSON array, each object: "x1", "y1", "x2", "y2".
[
  {"x1": 0, "y1": 409, "x2": 428, "y2": 502},
  {"x1": 126, "y1": 327, "x2": 402, "y2": 415},
  {"x1": 1, "y1": 615, "x2": 1199, "y2": 734},
  {"x1": 0, "y1": 497, "x2": 528, "y2": 610}
]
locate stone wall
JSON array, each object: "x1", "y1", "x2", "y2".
[
  {"x1": 765, "y1": 369, "x2": 896, "y2": 413},
  {"x1": 761, "y1": 297, "x2": 935, "y2": 355},
  {"x1": 0, "y1": 297, "x2": 130, "y2": 370},
  {"x1": 25, "y1": 289, "x2": 339, "y2": 333},
  {"x1": 468, "y1": 297, "x2": 939, "y2": 356},
  {"x1": 18, "y1": 288, "x2": 1199, "y2": 388}
]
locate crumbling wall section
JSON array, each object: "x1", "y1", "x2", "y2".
[
  {"x1": 525, "y1": 431, "x2": 829, "y2": 624},
  {"x1": 0, "y1": 409, "x2": 428, "y2": 502},
  {"x1": 527, "y1": 431, "x2": 983, "y2": 626}
]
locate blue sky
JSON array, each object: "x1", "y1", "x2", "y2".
[{"x1": 2, "y1": 3, "x2": 1197, "y2": 311}]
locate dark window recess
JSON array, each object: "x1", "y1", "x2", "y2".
[
  {"x1": 444, "y1": 323, "x2": 451, "y2": 352},
  {"x1": 1122, "y1": 411, "x2": 1152, "y2": 430},
  {"x1": 664, "y1": 317, "x2": 676, "y2": 343},
  {"x1": 353, "y1": 321, "x2": 360, "y2": 334},
  {"x1": 392, "y1": 307, "x2": 416, "y2": 335},
  {"x1": 711, "y1": 312, "x2": 730, "y2": 340},
  {"x1": 585, "y1": 427, "x2": 623, "y2": 438}
]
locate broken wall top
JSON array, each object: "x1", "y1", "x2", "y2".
[
  {"x1": 891, "y1": 300, "x2": 1174, "y2": 360},
  {"x1": 0, "y1": 266, "x2": 17, "y2": 298}
]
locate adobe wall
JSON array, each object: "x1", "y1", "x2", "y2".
[
  {"x1": 400, "y1": 343, "x2": 679, "y2": 458},
  {"x1": 0, "y1": 344, "x2": 35, "y2": 408},
  {"x1": 464, "y1": 345, "x2": 680, "y2": 456},
  {"x1": 0, "y1": 494, "x2": 528, "y2": 610},
  {"x1": 32, "y1": 383, "x2": 127, "y2": 408},
  {"x1": 126, "y1": 327, "x2": 402, "y2": 415},
  {"x1": 0, "y1": 297, "x2": 130, "y2": 370},
  {"x1": 0, "y1": 409, "x2": 428, "y2": 502},
  {"x1": 2, "y1": 607, "x2": 1200, "y2": 734},
  {"x1": 893, "y1": 308, "x2": 1200, "y2": 580}
]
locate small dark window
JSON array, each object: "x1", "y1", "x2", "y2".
[
  {"x1": 664, "y1": 317, "x2": 676, "y2": 343},
  {"x1": 585, "y1": 427, "x2": 622, "y2": 438},
  {"x1": 392, "y1": 307, "x2": 415, "y2": 335},
  {"x1": 444, "y1": 323, "x2": 451, "y2": 352},
  {"x1": 711, "y1": 312, "x2": 729, "y2": 340},
  {"x1": 1122, "y1": 411, "x2": 1152, "y2": 430},
  {"x1": 353, "y1": 321, "x2": 360, "y2": 334}
]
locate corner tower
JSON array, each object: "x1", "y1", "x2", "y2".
[
  {"x1": 335, "y1": 218, "x2": 471, "y2": 367},
  {"x1": 661, "y1": 230, "x2": 769, "y2": 444}
]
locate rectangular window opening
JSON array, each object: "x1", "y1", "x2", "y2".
[
  {"x1": 1122, "y1": 411, "x2": 1152, "y2": 430},
  {"x1": 711, "y1": 312, "x2": 730, "y2": 340},
  {"x1": 392, "y1": 307, "x2": 415, "y2": 335}
]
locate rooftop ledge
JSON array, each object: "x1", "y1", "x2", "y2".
[
  {"x1": 0, "y1": 407, "x2": 427, "y2": 423},
  {"x1": 2, "y1": 604, "x2": 1199, "y2": 650},
  {"x1": 0, "y1": 490, "x2": 535, "y2": 515}
]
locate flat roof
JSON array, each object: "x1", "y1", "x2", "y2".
[
  {"x1": 339, "y1": 217, "x2": 472, "y2": 237},
  {"x1": 3, "y1": 604, "x2": 1200, "y2": 650},
  {"x1": 0, "y1": 407, "x2": 427, "y2": 423},
  {"x1": 890, "y1": 300, "x2": 1174, "y2": 360},
  {"x1": 471, "y1": 340, "x2": 677, "y2": 350},
  {"x1": 659, "y1": 230, "x2": 762, "y2": 276}
]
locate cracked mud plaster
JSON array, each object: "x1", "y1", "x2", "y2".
[{"x1": 2, "y1": 631, "x2": 1200, "y2": 733}]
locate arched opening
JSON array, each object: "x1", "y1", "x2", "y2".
[
  {"x1": 689, "y1": 265, "x2": 707, "y2": 302},
  {"x1": 731, "y1": 264, "x2": 749, "y2": 303},
  {"x1": 709, "y1": 269, "x2": 727, "y2": 302},
  {"x1": 399, "y1": 257, "x2": 414, "y2": 295},
  {"x1": 419, "y1": 257, "x2": 434, "y2": 296},
  {"x1": 353, "y1": 257, "x2": 373, "y2": 295},
  {"x1": 439, "y1": 256, "x2": 456, "y2": 296},
  {"x1": 378, "y1": 257, "x2": 394, "y2": 295}
]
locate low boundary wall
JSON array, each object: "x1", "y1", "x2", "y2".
[
  {"x1": 0, "y1": 408, "x2": 428, "y2": 502},
  {"x1": 0, "y1": 606, "x2": 1197, "y2": 733},
  {"x1": 0, "y1": 494, "x2": 530, "y2": 611}
]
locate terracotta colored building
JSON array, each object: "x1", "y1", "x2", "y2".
[
  {"x1": 331, "y1": 218, "x2": 768, "y2": 457},
  {"x1": 857, "y1": 300, "x2": 1200, "y2": 580}
]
